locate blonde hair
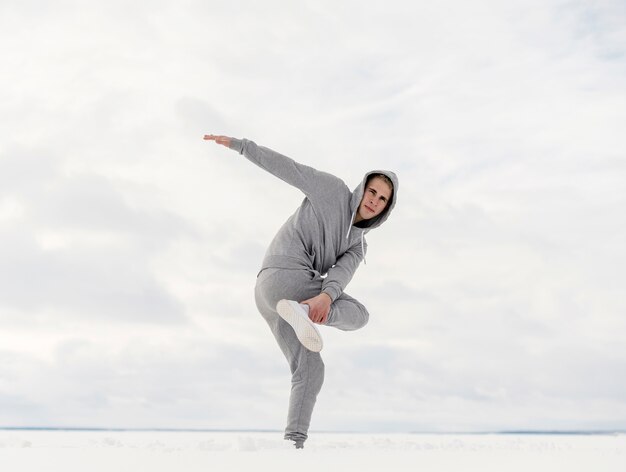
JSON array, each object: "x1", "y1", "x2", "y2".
[{"x1": 367, "y1": 173, "x2": 394, "y2": 193}]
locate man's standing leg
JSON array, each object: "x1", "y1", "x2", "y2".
[{"x1": 254, "y1": 269, "x2": 325, "y2": 448}]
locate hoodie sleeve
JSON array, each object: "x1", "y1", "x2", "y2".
[
  {"x1": 229, "y1": 138, "x2": 344, "y2": 203},
  {"x1": 321, "y1": 240, "x2": 366, "y2": 302}
]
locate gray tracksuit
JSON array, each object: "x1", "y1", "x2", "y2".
[{"x1": 228, "y1": 138, "x2": 398, "y2": 445}]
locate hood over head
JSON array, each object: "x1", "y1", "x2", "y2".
[{"x1": 350, "y1": 170, "x2": 399, "y2": 231}]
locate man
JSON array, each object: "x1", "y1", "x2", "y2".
[{"x1": 204, "y1": 134, "x2": 398, "y2": 448}]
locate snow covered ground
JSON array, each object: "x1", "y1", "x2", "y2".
[{"x1": 1, "y1": 430, "x2": 624, "y2": 472}]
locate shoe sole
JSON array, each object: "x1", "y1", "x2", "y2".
[{"x1": 276, "y1": 300, "x2": 323, "y2": 352}]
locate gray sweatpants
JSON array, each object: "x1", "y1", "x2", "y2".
[{"x1": 254, "y1": 268, "x2": 369, "y2": 444}]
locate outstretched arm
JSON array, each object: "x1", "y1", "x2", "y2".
[{"x1": 203, "y1": 134, "x2": 345, "y2": 203}]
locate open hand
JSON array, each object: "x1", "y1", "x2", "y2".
[
  {"x1": 203, "y1": 134, "x2": 231, "y2": 147},
  {"x1": 301, "y1": 292, "x2": 332, "y2": 325}
]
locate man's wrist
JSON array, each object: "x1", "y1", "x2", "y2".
[{"x1": 320, "y1": 292, "x2": 333, "y2": 303}]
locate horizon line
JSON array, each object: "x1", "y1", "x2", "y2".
[{"x1": 1, "y1": 426, "x2": 623, "y2": 435}]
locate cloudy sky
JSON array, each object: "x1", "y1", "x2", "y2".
[{"x1": 1, "y1": 0, "x2": 625, "y2": 432}]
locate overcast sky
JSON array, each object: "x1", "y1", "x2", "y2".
[{"x1": 1, "y1": 0, "x2": 625, "y2": 432}]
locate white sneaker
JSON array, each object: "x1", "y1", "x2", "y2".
[{"x1": 276, "y1": 299, "x2": 324, "y2": 352}]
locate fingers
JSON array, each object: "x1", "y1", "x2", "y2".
[
  {"x1": 203, "y1": 134, "x2": 229, "y2": 144},
  {"x1": 311, "y1": 311, "x2": 323, "y2": 324},
  {"x1": 308, "y1": 306, "x2": 328, "y2": 324},
  {"x1": 312, "y1": 313, "x2": 327, "y2": 325},
  {"x1": 304, "y1": 303, "x2": 320, "y2": 323},
  {"x1": 301, "y1": 296, "x2": 330, "y2": 324}
]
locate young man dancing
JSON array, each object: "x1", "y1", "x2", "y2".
[{"x1": 204, "y1": 135, "x2": 398, "y2": 448}]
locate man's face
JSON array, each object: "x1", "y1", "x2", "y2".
[{"x1": 357, "y1": 176, "x2": 392, "y2": 222}]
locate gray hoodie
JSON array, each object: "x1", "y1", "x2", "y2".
[{"x1": 229, "y1": 138, "x2": 399, "y2": 302}]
